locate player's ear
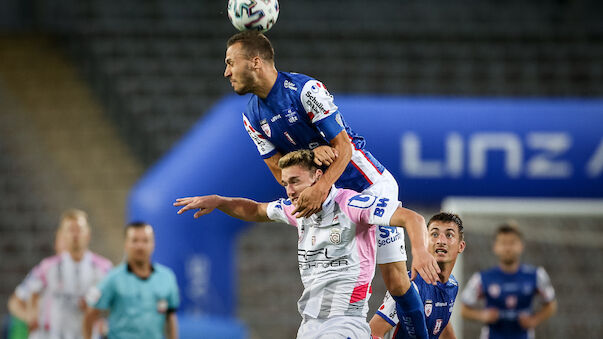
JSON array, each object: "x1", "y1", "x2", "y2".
[
  {"x1": 314, "y1": 168, "x2": 323, "y2": 181},
  {"x1": 458, "y1": 240, "x2": 466, "y2": 254},
  {"x1": 252, "y1": 56, "x2": 262, "y2": 70}
]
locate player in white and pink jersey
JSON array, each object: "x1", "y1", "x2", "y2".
[
  {"x1": 175, "y1": 150, "x2": 439, "y2": 338},
  {"x1": 8, "y1": 209, "x2": 112, "y2": 339}
]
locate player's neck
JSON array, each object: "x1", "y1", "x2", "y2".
[
  {"x1": 438, "y1": 262, "x2": 453, "y2": 283},
  {"x1": 69, "y1": 248, "x2": 86, "y2": 261},
  {"x1": 128, "y1": 259, "x2": 153, "y2": 278},
  {"x1": 499, "y1": 261, "x2": 520, "y2": 273},
  {"x1": 255, "y1": 67, "x2": 278, "y2": 99}
]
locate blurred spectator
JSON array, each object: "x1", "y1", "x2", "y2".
[
  {"x1": 461, "y1": 222, "x2": 557, "y2": 339},
  {"x1": 84, "y1": 222, "x2": 179, "y2": 339},
  {"x1": 7, "y1": 209, "x2": 113, "y2": 339}
]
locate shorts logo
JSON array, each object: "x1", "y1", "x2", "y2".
[
  {"x1": 329, "y1": 228, "x2": 342, "y2": 244},
  {"x1": 425, "y1": 300, "x2": 433, "y2": 317},
  {"x1": 260, "y1": 120, "x2": 271, "y2": 138}
]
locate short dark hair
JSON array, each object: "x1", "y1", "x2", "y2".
[
  {"x1": 227, "y1": 30, "x2": 275, "y2": 61},
  {"x1": 124, "y1": 221, "x2": 152, "y2": 235},
  {"x1": 495, "y1": 221, "x2": 523, "y2": 240},
  {"x1": 427, "y1": 212, "x2": 464, "y2": 240}
]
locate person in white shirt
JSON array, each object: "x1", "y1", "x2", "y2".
[
  {"x1": 174, "y1": 150, "x2": 439, "y2": 338},
  {"x1": 7, "y1": 209, "x2": 113, "y2": 339}
]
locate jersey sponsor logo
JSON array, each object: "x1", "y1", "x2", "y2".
[
  {"x1": 305, "y1": 90, "x2": 330, "y2": 115},
  {"x1": 297, "y1": 248, "x2": 349, "y2": 270},
  {"x1": 329, "y1": 228, "x2": 342, "y2": 244},
  {"x1": 347, "y1": 194, "x2": 377, "y2": 209},
  {"x1": 433, "y1": 319, "x2": 443, "y2": 335},
  {"x1": 378, "y1": 226, "x2": 401, "y2": 247},
  {"x1": 505, "y1": 295, "x2": 518, "y2": 309},
  {"x1": 284, "y1": 80, "x2": 298, "y2": 91},
  {"x1": 260, "y1": 119, "x2": 271, "y2": 138},
  {"x1": 425, "y1": 299, "x2": 433, "y2": 317},
  {"x1": 488, "y1": 283, "x2": 501, "y2": 298},
  {"x1": 374, "y1": 197, "x2": 389, "y2": 217},
  {"x1": 285, "y1": 108, "x2": 299, "y2": 124},
  {"x1": 270, "y1": 114, "x2": 282, "y2": 122}
]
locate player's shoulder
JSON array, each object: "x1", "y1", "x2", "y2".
[
  {"x1": 519, "y1": 263, "x2": 538, "y2": 274},
  {"x1": 448, "y1": 274, "x2": 459, "y2": 287},
  {"x1": 282, "y1": 71, "x2": 314, "y2": 86},
  {"x1": 89, "y1": 252, "x2": 113, "y2": 270},
  {"x1": 36, "y1": 254, "x2": 62, "y2": 272}
]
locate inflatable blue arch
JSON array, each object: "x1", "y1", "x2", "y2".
[{"x1": 129, "y1": 94, "x2": 603, "y2": 321}]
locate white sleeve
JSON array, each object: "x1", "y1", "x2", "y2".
[
  {"x1": 367, "y1": 196, "x2": 398, "y2": 227},
  {"x1": 300, "y1": 80, "x2": 339, "y2": 123},
  {"x1": 376, "y1": 290, "x2": 399, "y2": 325},
  {"x1": 266, "y1": 199, "x2": 295, "y2": 226},
  {"x1": 15, "y1": 265, "x2": 44, "y2": 301},
  {"x1": 242, "y1": 113, "x2": 276, "y2": 157},
  {"x1": 461, "y1": 272, "x2": 483, "y2": 307},
  {"x1": 536, "y1": 267, "x2": 556, "y2": 302},
  {"x1": 341, "y1": 193, "x2": 397, "y2": 227}
]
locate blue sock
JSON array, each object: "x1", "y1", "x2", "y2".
[{"x1": 391, "y1": 286, "x2": 428, "y2": 339}]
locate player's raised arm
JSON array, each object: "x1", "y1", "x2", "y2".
[
  {"x1": 263, "y1": 152, "x2": 283, "y2": 184},
  {"x1": 293, "y1": 130, "x2": 352, "y2": 217},
  {"x1": 389, "y1": 207, "x2": 441, "y2": 285},
  {"x1": 174, "y1": 195, "x2": 271, "y2": 222}
]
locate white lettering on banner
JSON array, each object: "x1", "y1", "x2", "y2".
[
  {"x1": 401, "y1": 132, "x2": 577, "y2": 179},
  {"x1": 401, "y1": 132, "x2": 463, "y2": 178},
  {"x1": 186, "y1": 254, "x2": 210, "y2": 300},
  {"x1": 470, "y1": 133, "x2": 522, "y2": 178},
  {"x1": 587, "y1": 138, "x2": 603, "y2": 178},
  {"x1": 526, "y1": 133, "x2": 572, "y2": 178}
]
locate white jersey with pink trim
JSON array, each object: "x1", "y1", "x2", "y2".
[
  {"x1": 266, "y1": 187, "x2": 398, "y2": 319},
  {"x1": 15, "y1": 251, "x2": 112, "y2": 339}
]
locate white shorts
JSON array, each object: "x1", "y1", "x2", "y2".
[
  {"x1": 296, "y1": 316, "x2": 371, "y2": 339},
  {"x1": 361, "y1": 170, "x2": 407, "y2": 265}
]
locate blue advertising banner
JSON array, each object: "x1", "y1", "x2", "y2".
[{"x1": 128, "y1": 95, "x2": 602, "y2": 316}]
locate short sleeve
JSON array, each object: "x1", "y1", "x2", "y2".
[
  {"x1": 14, "y1": 266, "x2": 40, "y2": 301},
  {"x1": 375, "y1": 291, "x2": 398, "y2": 326},
  {"x1": 266, "y1": 199, "x2": 296, "y2": 226},
  {"x1": 242, "y1": 113, "x2": 276, "y2": 158},
  {"x1": 536, "y1": 267, "x2": 556, "y2": 302},
  {"x1": 460, "y1": 272, "x2": 483, "y2": 307},
  {"x1": 300, "y1": 80, "x2": 343, "y2": 140},
  {"x1": 338, "y1": 192, "x2": 397, "y2": 227},
  {"x1": 168, "y1": 272, "x2": 180, "y2": 310},
  {"x1": 86, "y1": 274, "x2": 115, "y2": 310}
]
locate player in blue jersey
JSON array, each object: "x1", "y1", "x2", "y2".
[
  {"x1": 460, "y1": 223, "x2": 557, "y2": 339},
  {"x1": 369, "y1": 212, "x2": 466, "y2": 339},
  {"x1": 220, "y1": 30, "x2": 440, "y2": 338}
]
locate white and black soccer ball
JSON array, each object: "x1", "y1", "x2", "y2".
[{"x1": 227, "y1": 0, "x2": 279, "y2": 33}]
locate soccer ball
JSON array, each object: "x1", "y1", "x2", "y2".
[{"x1": 227, "y1": 0, "x2": 279, "y2": 33}]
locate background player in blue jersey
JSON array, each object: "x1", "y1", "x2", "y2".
[
  {"x1": 369, "y1": 212, "x2": 466, "y2": 339},
  {"x1": 460, "y1": 223, "x2": 557, "y2": 339},
  {"x1": 220, "y1": 30, "x2": 440, "y2": 338}
]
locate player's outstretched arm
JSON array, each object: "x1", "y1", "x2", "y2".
[
  {"x1": 174, "y1": 195, "x2": 271, "y2": 222},
  {"x1": 389, "y1": 207, "x2": 441, "y2": 285},
  {"x1": 293, "y1": 130, "x2": 352, "y2": 217},
  {"x1": 83, "y1": 307, "x2": 101, "y2": 339}
]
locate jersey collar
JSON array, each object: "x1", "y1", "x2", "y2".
[{"x1": 262, "y1": 71, "x2": 283, "y2": 102}]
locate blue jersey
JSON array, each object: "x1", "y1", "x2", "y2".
[
  {"x1": 377, "y1": 273, "x2": 459, "y2": 339},
  {"x1": 243, "y1": 71, "x2": 385, "y2": 192},
  {"x1": 461, "y1": 264, "x2": 556, "y2": 339}
]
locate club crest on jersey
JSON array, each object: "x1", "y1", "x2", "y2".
[
  {"x1": 488, "y1": 284, "x2": 501, "y2": 298},
  {"x1": 260, "y1": 119, "x2": 271, "y2": 138},
  {"x1": 329, "y1": 228, "x2": 342, "y2": 244},
  {"x1": 425, "y1": 300, "x2": 433, "y2": 317}
]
